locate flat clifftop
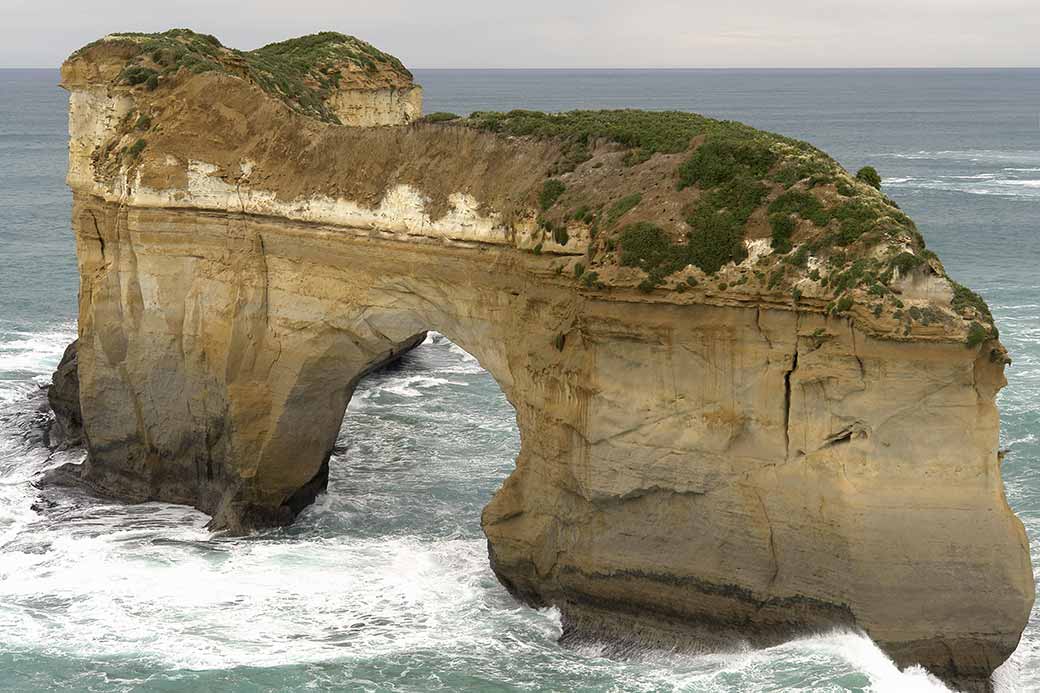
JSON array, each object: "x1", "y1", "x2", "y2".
[{"x1": 62, "y1": 31, "x2": 999, "y2": 351}]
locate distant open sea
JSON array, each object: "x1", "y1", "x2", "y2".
[{"x1": 0, "y1": 68, "x2": 1037, "y2": 692}]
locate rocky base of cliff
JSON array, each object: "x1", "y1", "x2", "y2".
[
  {"x1": 47, "y1": 340, "x2": 83, "y2": 449},
  {"x1": 37, "y1": 332, "x2": 427, "y2": 532},
  {"x1": 552, "y1": 603, "x2": 996, "y2": 692}
]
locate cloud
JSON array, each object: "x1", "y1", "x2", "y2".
[{"x1": 1, "y1": 0, "x2": 1038, "y2": 67}]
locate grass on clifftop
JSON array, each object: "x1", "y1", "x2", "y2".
[
  {"x1": 500, "y1": 109, "x2": 996, "y2": 341},
  {"x1": 461, "y1": 110, "x2": 718, "y2": 171},
  {"x1": 72, "y1": 29, "x2": 413, "y2": 123},
  {"x1": 458, "y1": 109, "x2": 824, "y2": 172}
]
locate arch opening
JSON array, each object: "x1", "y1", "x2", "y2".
[{"x1": 313, "y1": 331, "x2": 521, "y2": 543}]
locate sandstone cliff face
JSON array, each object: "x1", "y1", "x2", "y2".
[
  {"x1": 47, "y1": 339, "x2": 83, "y2": 449},
  {"x1": 54, "y1": 31, "x2": 1033, "y2": 691},
  {"x1": 328, "y1": 86, "x2": 422, "y2": 126}
]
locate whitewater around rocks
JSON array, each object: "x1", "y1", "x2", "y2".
[
  {"x1": 0, "y1": 329, "x2": 977, "y2": 692},
  {"x1": 1, "y1": 66, "x2": 1037, "y2": 692}
]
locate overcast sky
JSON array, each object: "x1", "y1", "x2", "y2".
[{"x1": 3, "y1": 0, "x2": 1039, "y2": 68}]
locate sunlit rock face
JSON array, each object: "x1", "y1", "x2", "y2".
[{"x1": 53, "y1": 29, "x2": 1033, "y2": 693}]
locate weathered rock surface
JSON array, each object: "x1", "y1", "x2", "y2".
[
  {"x1": 52, "y1": 29, "x2": 1033, "y2": 692},
  {"x1": 46, "y1": 339, "x2": 83, "y2": 449}
]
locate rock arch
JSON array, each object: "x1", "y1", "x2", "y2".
[
  {"x1": 61, "y1": 201, "x2": 1031, "y2": 689},
  {"x1": 53, "y1": 30, "x2": 1034, "y2": 691}
]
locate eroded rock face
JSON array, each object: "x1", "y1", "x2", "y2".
[
  {"x1": 46, "y1": 339, "x2": 83, "y2": 449},
  {"x1": 53, "y1": 30, "x2": 1033, "y2": 691}
]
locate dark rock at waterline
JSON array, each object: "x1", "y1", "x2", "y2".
[
  {"x1": 37, "y1": 332, "x2": 427, "y2": 529},
  {"x1": 46, "y1": 339, "x2": 82, "y2": 449},
  {"x1": 0, "y1": 385, "x2": 54, "y2": 448}
]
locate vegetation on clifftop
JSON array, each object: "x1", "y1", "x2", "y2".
[
  {"x1": 68, "y1": 28, "x2": 998, "y2": 346},
  {"x1": 70, "y1": 29, "x2": 414, "y2": 124},
  {"x1": 443, "y1": 108, "x2": 995, "y2": 344}
]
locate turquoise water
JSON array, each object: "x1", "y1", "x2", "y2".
[{"x1": 0, "y1": 68, "x2": 1037, "y2": 692}]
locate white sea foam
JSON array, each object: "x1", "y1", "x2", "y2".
[
  {"x1": 879, "y1": 150, "x2": 1040, "y2": 165},
  {"x1": 377, "y1": 375, "x2": 468, "y2": 398},
  {"x1": 0, "y1": 310, "x2": 1033, "y2": 691},
  {"x1": 882, "y1": 175, "x2": 1040, "y2": 198},
  {"x1": 0, "y1": 322, "x2": 76, "y2": 376}
]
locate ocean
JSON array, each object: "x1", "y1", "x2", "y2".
[{"x1": 0, "y1": 67, "x2": 1037, "y2": 692}]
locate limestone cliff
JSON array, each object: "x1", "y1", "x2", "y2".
[
  {"x1": 52, "y1": 29, "x2": 1033, "y2": 691},
  {"x1": 47, "y1": 340, "x2": 83, "y2": 449}
]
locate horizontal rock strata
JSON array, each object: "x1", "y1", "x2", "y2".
[{"x1": 52, "y1": 29, "x2": 1033, "y2": 692}]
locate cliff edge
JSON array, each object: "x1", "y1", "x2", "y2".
[{"x1": 52, "y1": 29, "x2": 1033, "y2": 691}]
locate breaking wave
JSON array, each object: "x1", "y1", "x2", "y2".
[{"x1": 0, "y1": 324, "x2": 984, "y2": 691}]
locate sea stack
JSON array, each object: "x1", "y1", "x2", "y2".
[{"x1": 53, "y1": 29, "x2": 1034, "y2": 692}]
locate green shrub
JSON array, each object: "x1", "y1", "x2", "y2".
[
  {"x1": 125, "y1": 138, "x2": 147, "y2": 158},
  {"x1": 829, "y1": 259, "x2": 872, "y2": 295},
  {"x1": 571, "y1": 205, "x2": 593, "y2": 222},
  {"x1": 829, "y1": 199, "x2": 879, "y2": 245},
  {"x1": 637, "y1": 278, "x2": 659, "y2": 293},
  {"x1": 786, "y1": 245, "x2": 810, "y2": 267},
  {"x1": 767, "y1": 190, "x2": 829, "y2": 226},
  {"x1": 770, "y1": 214, "x2": 796, "y2": 253},
  {"x1": 574, "y1": 263, "x2": 585, "y2": 278},
  {"x1": 424, "y1": 111, "x2": 460, "y2": 122},
  {"x1": 671, "y1": 174, "x2": 764, "y2": 274},
  {"x1": 552, "y1": 224, "x2": 570, "y2": 246},
  {"x1": 950, "y1": 281, "x2": 993, "y2": 323},
  {"x1": 966, "y1": 322, "x2": 989, "y2": 348},
  {"x1": 133, "y1": 114, "x2": 152, "y2": 130},
  {"x1": 891, "y1": 251, "x2": 924, "y2": 276},
  {"x1": 685, "y1": 204, "x2": 749, "y2": 274},
  {"x1": 677, "y1": 134, "x2": 777, "y2": 190},
  {"x1": 856, "y1": 165, "x2": 882, "y2": 190},
  {"x1": 464, "y1": 109, "x2": 712, "y2": 162},
  {"x1": 710, "y1": 175, "x2": 768, "y2": 220},
  {"x1": 770, "y1": 157, "x2": 833, "y2": 188},
  {"x1": 619, "y1": 222, "x2": 686, "y2": 275},
  {"x1": 606, "y1": 193, "x2": 642, "y2": 225},
  {"x1": 539, "y1": 179, "x2": 566, "y2": 211},
  {"x1": 121, "y1": 65, "x2": 159, "y2": 87}
]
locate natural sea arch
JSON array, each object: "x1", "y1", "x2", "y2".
[{"x1": 66, "y1": 201, "x2": 1032, "y2": 690}]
